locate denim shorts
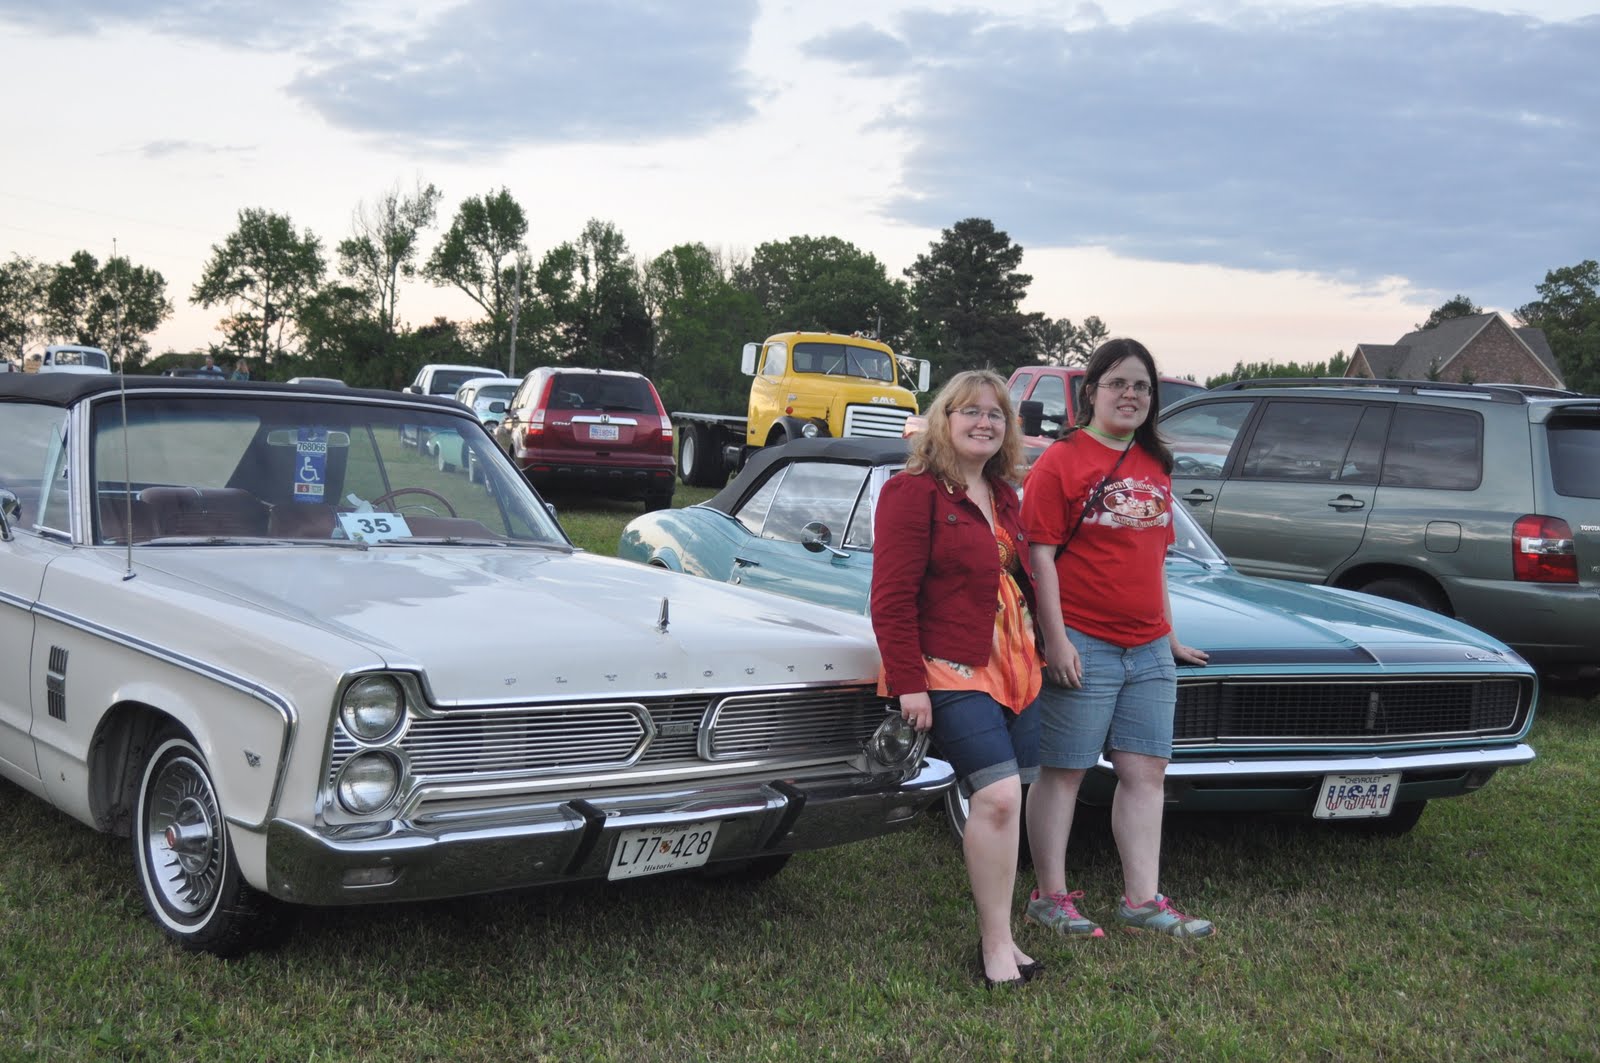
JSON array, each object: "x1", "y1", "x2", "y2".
[
  {"x1": 929, "y1": 689, "x2": 1041, "y2": 797},
  {"x1": 1037, "y1": 628, "x2": 1177, "y2": 769}
]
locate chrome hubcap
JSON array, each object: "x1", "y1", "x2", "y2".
[{"x1": 145, "y1": 755, "x2": 223, "y2": 916}]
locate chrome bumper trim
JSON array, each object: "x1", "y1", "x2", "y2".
[{"x1": 265, "y1": 758, "x2": 953, "y2": 904}]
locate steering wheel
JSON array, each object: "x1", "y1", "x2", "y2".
[
  {"x1": 1174, "y1": 456, "x2": 1209, "y2": 475},
  {"x1": 369, "y1": 487, "x2": 458, "y2": 517}
]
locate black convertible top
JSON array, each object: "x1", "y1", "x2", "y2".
[
  {"x1": 702, "y1": 436, "x2": 909, "y2": 515},
  {"x1": 0, "y1": 373, "x2": 464, "y2": 412}
]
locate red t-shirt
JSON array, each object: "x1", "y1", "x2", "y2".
[{"x1": 1021, "y1": 432, "x2": 1175, "y2": 648}]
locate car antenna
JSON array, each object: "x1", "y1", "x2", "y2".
[{"x1": 112, "y1": 236, "x2": 136, "y2": 582}]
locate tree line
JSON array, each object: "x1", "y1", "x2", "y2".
[{"x1": 4, "y1": 181, "x2": 1596, "y2": 401}]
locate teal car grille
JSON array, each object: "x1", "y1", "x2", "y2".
[{"x1": 1173, "y1": 678, "x2": 1527, "y2": 744}]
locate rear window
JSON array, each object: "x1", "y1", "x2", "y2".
[
  {"x1": 1548, "y1": 418, "x2": 1600, "y2": 498},
  {"x1": 548, "y1": 374, "x2": 656, "y2": 413},
  {"x1": 429, "y1": 369, "x2": 490, "y2": 395}
]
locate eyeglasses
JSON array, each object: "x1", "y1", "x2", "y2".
[
  {"x1": 949, "y1": 406, "x2": 1008, "y2": 424},
  {"x1": 1096, "y1": 378, "x2": 1153, "y2": 396}
]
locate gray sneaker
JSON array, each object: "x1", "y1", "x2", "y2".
[
  {"x1": 1116, "y1": 893, "x2": 1215, "y2": 938},
  {"x1": 1025, "y1": 889, "x2": 1105, "y2": 938}
]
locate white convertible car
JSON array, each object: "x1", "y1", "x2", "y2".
[{"x1": 0, "y1": 374, "x2": 951, "y2": 955}]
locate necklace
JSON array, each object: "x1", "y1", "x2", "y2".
[{"x1": 1084, "y1": 424, "x2": 1135, "y2": 444}]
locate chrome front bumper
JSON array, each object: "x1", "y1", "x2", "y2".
[{"x1": 264, "y1": 758, "x2": 954, "y2": 904}]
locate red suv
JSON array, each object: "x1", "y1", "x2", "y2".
[{"x1": 494, "y1": 368, "x2": 676, "y2": 510}]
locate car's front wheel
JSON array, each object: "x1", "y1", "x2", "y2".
[
  {"x1": 1356, "y1": 576, "x2": 1448, "y2": 615},
  {"x1": 132, "y1": 728, "x2": 285, "y2": 956}
]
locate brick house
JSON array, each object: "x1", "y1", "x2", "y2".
[{"x1": 1346, "y1": 312, "x2": 1564, "y2": 388}]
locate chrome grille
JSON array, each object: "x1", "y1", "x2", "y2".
[
  {"x1": 1173, "y1": 678, "x2": 1526, "y2": 744},
  {"x1": 327, "y1": 687, "x2": 890, "y2": 784},
  {"x1": 843, "y1": 405, "x2": 913, "y2": 438}
]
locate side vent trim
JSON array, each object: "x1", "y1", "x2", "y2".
[{"x1": 46, "y1": 645, "x2": 69, "y2": 721}]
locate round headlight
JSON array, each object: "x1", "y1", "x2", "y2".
[
  {"x1": 866, "y1": 714, "x2": 919, "y2": 767},
  {"x1": 341, "y1": 676, "x2": 404, "y2": 741},
  {"x1": 336, "y1": 752, "x2": 401, "y2": 814},
  {"x1": 800, "y1": 421, "x2": 820, "y2": 438}
]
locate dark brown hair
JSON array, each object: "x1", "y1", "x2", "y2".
[{"x1": 1073, "y1": 338, "x2": 1174, "y2": 473}]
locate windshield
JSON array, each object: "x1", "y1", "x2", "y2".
[
  {"x1": 791, "y1": 343, "x2": 896, "y2": 383},
  {"x1": 88, "y1": 394, "x2": 569, "y2": 547},
  {"x1": 53, "y1": 348, "x2": 110, "y2": 370},
  {"x1": 473, "y1": 384, "x2": 517, "y2": 410},
  {"x1": 1168, "y1": 503, "x2": 1226, "y2": 565},
  {"x1": 429, "y1": 369, "x2": 494, "y2": 395}
]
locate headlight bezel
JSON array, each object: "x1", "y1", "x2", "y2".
[{"x1": 334, "y1": 750, "x2": 403, "y2": 815}]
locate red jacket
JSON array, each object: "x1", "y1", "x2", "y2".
[{"x1": 870, "y1": 470, "x2": 1036, "y2": 698}]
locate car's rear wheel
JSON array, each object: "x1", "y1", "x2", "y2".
[
  {"x1": 1332, "y1": 799, "x2": 1427, "y2": 837},
  {"x1": 132, "y1": 728, "x2": 286, "y2": 955},
  {"x1": 1356, "y1": 576, "x2": 1449, "y2": 615},
  {"x1": 435, "y1": 446, "x2": 454, "y2": 473},
  {"x1": 943, "y1": 781, "x2": 1032, "y2": 865},
  {"x1": 643, "y1": 488, "x2": 674, "y2": 512}
]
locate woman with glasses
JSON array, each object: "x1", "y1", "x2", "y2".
[
  {"x1": 870, "y1": 369, "x2": 1045, "y2": 989},
  {"x1": 1021, "y1": 338, "x2": 1215, "y2": 941}
]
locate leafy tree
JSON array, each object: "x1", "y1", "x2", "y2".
[
  {"x1": 735, "y1": 235, "x2": 912, "y2": 348},
  {"x1": 0, "y1": 255, "x2": 50, "y2": 362},
  {"x1": 1203, "y1": 351, "x2": 1350, "y2": 389},
  {"x1": 641, "y1": 242, "x2": 762, "y2": 412},
  {"x1": 1517, "y1": 260, "x2": 1600, "y2": 393},
  {"x1": 905, "y1": 218, "x2": 1034, "y2": 381},
  {"x1": 337, "y1": 180, "x2": 442, "y2": 341},
  {"x1": 424, "y1": 188, "x2": 528, "y2": 369},
  {"x1": 44, "y1": 251, "x2": 172, "y2": 362},
  {"x1": 1415, "y1": 294, "x2": 1482, "y2": 331},
  {"x1": 193, "y1": 208, "x2": 326, "y2": 363},
  {"x1": 568, "y1": 219, "x2": 652, "y2": 373},
  {"x1": 1027, "y1": 315, "x2": 1112, "y2": 367}
]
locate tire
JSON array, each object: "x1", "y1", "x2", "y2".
[
  {"x1": 1332, "y1": 799, "x2": 1427, "y2": 837},
  {"x1": 436, "y1": 446, "x2": 453, "y2": 473},
  {"x1": 679, "y1": 425, "x2": 727, "y2": 488},
  {"x1": 132, "y1": 729, "x2": 287, "y2": 956},
  {"x1": 700, "y1": 853, "x2": 791, "y2": 884},
  {"x1": 943, "y1": 780, "x2": 1033, "y2": 866},
  {"x1": 1356, "y1": 576, "x2": 1449, "y2": 615},
  {"x1": 643, "y1": 488, "x2": 674, "y2": 513}
]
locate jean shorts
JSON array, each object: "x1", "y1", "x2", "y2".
[
  {"x1": 1037, "y1": 628, "x2": 1177, "y2": 769},
  {"x1": 929, "y1": 689, "x2": 1041, "y2": 797}
]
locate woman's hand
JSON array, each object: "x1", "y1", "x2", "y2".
[
  {"x1": 899, "y1": 691, "x2": 933, "y2": 732},
  {"x1": 1042, "y1": 633, "x2": 1083, "y2": 689},
  {"x1": 1171, "y1": 637, "x2": 1209, "y2": 666}
]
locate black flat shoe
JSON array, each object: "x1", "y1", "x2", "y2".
[
  {"x1": 977, "y1": 945, "x2": 1032, "y2": 989},
  {"x1": 1018, "y1": 959, "x2": 1045, "y2": 982}
]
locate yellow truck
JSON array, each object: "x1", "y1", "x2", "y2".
[{"x1": 672, "y1": 331, "x2": 931, "y2": 487}]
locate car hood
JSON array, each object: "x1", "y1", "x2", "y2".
[
  {"x1": 1169, "y1": 566, "x2": 1525, "y2": 669},
  {"x1": 133, "y1": 546, "x2": 881, "y2": 701}
]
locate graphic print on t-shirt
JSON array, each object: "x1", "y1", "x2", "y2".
[{"x1": 1087, "y1": 477, "x2": 1170, "y2": 531}]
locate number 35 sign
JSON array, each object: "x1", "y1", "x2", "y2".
[{"x1": 337, "y1": 512, "x2": 413, "y2": 543}]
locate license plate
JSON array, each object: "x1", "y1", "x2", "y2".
[
  {"x1": 607, "y1": 821, "x2": 720, "y2": 880},
  {"x1": 589, "y1": 424, "x2": 619, "y2": 441},
  {"x1": 1314, "y1": 772, "x2": 1402, "y2": 819}
]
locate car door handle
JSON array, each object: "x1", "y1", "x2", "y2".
[
  {"x1": 1181, "y1": 489, "x2": 1214, "y2": 504},
  {"x1": 733, "y1": 556, "x2": 760, "y2": 568},
  {"x1": 1327, "y1": 495, "x2": 1366, "y2": 511}
]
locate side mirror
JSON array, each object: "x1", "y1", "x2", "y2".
[
  {"x1": 0, "y1": 488, "x2": 18, "y2": 541},
  {"x1": 402, "y1": 385, "x2": 420, "y2": 395},
  {"x1": 1019, "y1": 400, "x2": 1044, "y2": 438},
  {"x1": 800, "y1": 520, "x2": 850, "y2": 558},
  {"x1": 740, "y1": 342, "x2": 759, "y2": 376},
  {"x1": 488, "y1": 400, "x2": 507, "y2": 414}
]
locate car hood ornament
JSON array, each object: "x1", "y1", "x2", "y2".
[{"x1": 657, "y1": 596, "x2": 669, "y2": 633}]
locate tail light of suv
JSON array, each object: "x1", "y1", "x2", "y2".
[{"x1": 1512, "y1": 515, "x2": 1577, "y2": 583}]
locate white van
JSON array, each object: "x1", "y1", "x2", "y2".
[{"x1": 40, "y1": 345, "x2": 112, "y2": 374}]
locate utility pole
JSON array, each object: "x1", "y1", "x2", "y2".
[{"x1": 507, "y1": 256, "x2": 523, "y2": 378}]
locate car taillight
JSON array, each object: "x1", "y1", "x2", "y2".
[
  {"x1": 523, "y1": 408, "x2": 546, "y2": 445},
  {"x1": 1512, "y1": 514, "x2": 1577, "y2": 583}
]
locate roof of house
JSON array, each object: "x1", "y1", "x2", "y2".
[{"x1": 1352, "y1": 312, "x2": 1561, "y2": 382}]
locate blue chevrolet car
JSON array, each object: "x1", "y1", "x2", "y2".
[{"x1": 619, "y1": 437, "x2": 1538, "y2": 838}]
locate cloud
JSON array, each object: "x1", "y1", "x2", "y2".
[
  {"x1": 0, "y1": 0, "x2": 343, "y2": 48},
  {"x1": 830, "y1": 5, "x2": 1600, "y2": 306},
  {"x1": 288, "y1": 0, "x2": 760, "y2": 154}
]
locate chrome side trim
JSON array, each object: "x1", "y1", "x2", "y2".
[{"x1": 1158, "y1": 743, "x2": 1535, "y2": 779}]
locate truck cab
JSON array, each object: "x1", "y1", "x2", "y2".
[
  {"x1": 39, "y1": 345, "x2": 112, "y2": 374},
  {"x1": 743, "y1": 332, "x2": 928, "y2": 448}
]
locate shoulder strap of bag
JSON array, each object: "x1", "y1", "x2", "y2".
[{"x1": 1054, "y1": 433, "x2": 1134, "y2": 561}]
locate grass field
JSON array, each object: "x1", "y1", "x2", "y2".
[{"x1": 2, "y1": 486, "x2": 1596, "y2": 1061}]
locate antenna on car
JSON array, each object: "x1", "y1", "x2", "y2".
[{"x1": 112, "y1": 236, "x2": 136, "y2": 581}]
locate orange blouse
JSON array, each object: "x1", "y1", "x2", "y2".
[{"x1": 918, "y1": 525, "x2": 1042, "y2": 713}]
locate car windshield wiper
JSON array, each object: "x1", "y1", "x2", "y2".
[
  {"x1": 141, "y1": 536, "x2": 370, "y2": 549},
  {"x1": 1166, "y1": 547, "x2": 1218, "y2": 570},
  {"x1": 368, "y1": 536, "x2": 570, "y2": 550}
]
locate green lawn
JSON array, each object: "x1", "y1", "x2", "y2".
[{"x1": 2, "y1": 486, "x2": 1596, "y2": 1061}]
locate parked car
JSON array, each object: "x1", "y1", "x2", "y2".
[
  {"x1": 399, "y1": 364, "x2": 506, "y2": 452},
  {"x1": 1010, "y1": 364, "x2": 1206, "y2": 454},
  {"x1": 430, "y1": 378, "x2": 521, "y2": 482},
  {"x1": 39, "y1": 344, "x2": 112, "y2": 374},
  {"x1": 619, "y1": 436, "x2": 1538, "y2": 838},
  {"x1": 494, "y1": 367, "x2": 676, "y2": 511},
  {"x1": 286, "y1": 376, "x2": 347, "y2": 387},
  {"x1": 0, "y1": 375, "x2": 952, "y2": 955},
  {"x1": 1158, "y1": 378, "x2": 1600, "y2": 684}
]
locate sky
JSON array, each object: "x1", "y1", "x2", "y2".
[{"x1": 2, "y1": 0, "x2": 1597, "y2": 382}]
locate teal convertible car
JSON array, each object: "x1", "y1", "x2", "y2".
[{"x1": 620, "y1": 437, "x2": 1538, "y2": 837}]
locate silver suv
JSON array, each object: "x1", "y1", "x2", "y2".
[{"x1": 1159, "y1": 378, "x2": 1600, "y2": 684}]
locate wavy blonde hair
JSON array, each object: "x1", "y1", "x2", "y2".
[{"x1": 905, "y1": 369, "x2": 1025, "y2": 484}]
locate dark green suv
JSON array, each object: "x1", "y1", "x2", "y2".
[{"x1": 1159, "y1": 379, "x2": 1600, "y2": 683}]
